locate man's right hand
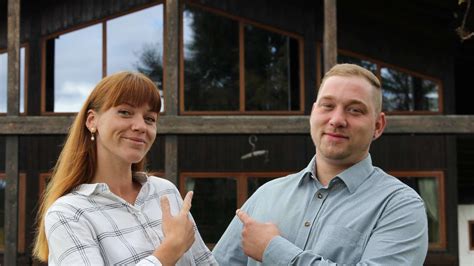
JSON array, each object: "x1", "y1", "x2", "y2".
[{"x1": 154, "y1": 191, "x2": 195, "y2": 265}]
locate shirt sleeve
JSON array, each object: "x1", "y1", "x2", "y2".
[{"x1": 262, "y1": 194, "x2": 428, "y2": 265}]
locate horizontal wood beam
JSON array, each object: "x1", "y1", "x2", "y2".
[{"x1": 1, "y1": 115, "x2": 474, "y2": 134}]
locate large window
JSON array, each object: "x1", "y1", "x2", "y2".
[
  {"x1": 179, "y1": 172, "x2": 290, "y2": 246},
  {"x1": 0, "y1": 173, "x2": 26, "y2": 253},
  {"x1": 181, "y1": 4, "x2": 304, "y2": 114},
  {"x1": 0, "y1": 47, "x2": 27, "y2": 113},
  {"x1": 337, "y1": 50, "x2": 442, "y2": 114},
  {"x1": 390, "y1": 171, "x2": 446, "y2": 250},
  {"x1": 43, "y1": 3, "x2": 164, "y2": 113}
]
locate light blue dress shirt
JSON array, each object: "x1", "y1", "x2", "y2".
[{"x1": 213, "y1": 154, "x2": 428, "y2": 265}]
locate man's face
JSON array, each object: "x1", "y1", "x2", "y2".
[{"x1": 310, "y1": 75, "x2": 385, "y2": 166}]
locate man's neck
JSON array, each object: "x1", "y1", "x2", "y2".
[{"x1": 314, "y1": 156, "x2": 352, "y2": 186}]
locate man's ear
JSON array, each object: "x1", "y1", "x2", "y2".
[
  {"x1": 373, "y1": 112, "x2": 386, "y2": 141},
  {"x1": 85, "y1": 109, "x2": 97, "y2": 131}
]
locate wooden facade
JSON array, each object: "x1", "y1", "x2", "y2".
[{"x1": 1, "y1": 0, "x2": 474, "y2": 265}]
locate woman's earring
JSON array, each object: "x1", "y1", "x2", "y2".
[{"x1": 91, "y1": 128, "x2": 96, "y2": 141}]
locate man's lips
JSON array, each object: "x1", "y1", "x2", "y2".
[{"x1": 323, "y1": 132, "x2": 349, "y2": 139}]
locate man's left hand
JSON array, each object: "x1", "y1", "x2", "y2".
[{"x1": 236, "y1": 209, "x2": 280, "y2": 262}]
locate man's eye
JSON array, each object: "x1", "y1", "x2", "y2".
[
  {"x1": 321, "y1": 103, "x2": 333, "y2": 109},
  {"x1": 348, "y1": 107, "x2": 362, "y2": 114}
]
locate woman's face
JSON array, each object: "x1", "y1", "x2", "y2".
[{"x1": 87, "y1": 103, "x2": 158, "y2": 166}]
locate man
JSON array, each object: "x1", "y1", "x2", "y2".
[{"x1": 212, "y1": 64, "x2": 428, "y2": 265}]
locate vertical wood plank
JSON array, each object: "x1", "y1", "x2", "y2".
[
  {"x1": 164, "y1": 0, "x2": 179, "y2": 185},
  {"x1": 5, "y1": 136, "x2": 19, "y2": 266},
  {"x1": 164, "y1": 0, "x2": 179, "y2": 116},
  {"x1": 165, "y1": 135, "x2": 178, "y2": 185},
  {"x1": 323, "y1": 0, "x2": 337, "y2": 73},
  {"x1": 5, "y1": 0, "x2": 20, "y2": 264}
]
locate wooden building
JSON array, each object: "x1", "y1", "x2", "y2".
[{"x1": 1, "y1": 0, "x2": 474, "y2": 265}]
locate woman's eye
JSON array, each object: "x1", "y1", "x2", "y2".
[
  {"x1": 118, "y1": 110, "x2": 131, "y2": 116},
  {"x1": 145, "y1": 116, "x2": 156, "y2": 124}
]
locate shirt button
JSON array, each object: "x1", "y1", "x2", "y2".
[
  {"x1": 317, "y1": 193, "x2": 323, "y2": 199},
  {"x1": 304, "y1": 221, "x2": 311, "y2": 227}
]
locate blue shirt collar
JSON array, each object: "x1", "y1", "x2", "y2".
[{"x1": 299, "y1": 154, "x2": 375, "y2": 193}]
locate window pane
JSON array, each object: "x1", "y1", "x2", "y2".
[
  {"x1": 184, "y1": 177, "x2": 236, "y2": 243},
  {"x1": 245, "y1": 25, "x2": 300, "y2": 111},
  {"x1": 398, "y1": 177, "x2": 440, "y2": 243},
  {"x1": 46, "y1": 24, "x2": 102, "y2": 112},
  {"x1": 0, "y1": 48, "x2": 26, "y2": 113},
  {"x1": 107, "y1": 5, "x2": 164, "y2": 112},
  {"x1": 248, "y1": 177, "x2": 274, "y2": 197},
  {"x1": 381, "y1": 67, "x2": 439, "y2": 112},
  {"x1": 183, "y1": 5, "x2": 239, "y2": 111},
  {"x1": 337, "y1": 54, "x2": 377, "y2": 74}
]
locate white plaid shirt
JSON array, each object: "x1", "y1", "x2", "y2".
[{"x1": 45, "y1": 174, "x2": 217, "y2": 265}]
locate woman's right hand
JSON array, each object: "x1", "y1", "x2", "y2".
[{"x1": 153, "y1": 191, "x2": 195, "y2": 266}]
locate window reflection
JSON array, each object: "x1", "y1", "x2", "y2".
[
  {"x1": 245, "y1": 26, "x2": 300, "y2": 111},
  {"x1": 45, "y1": 24, "x2": 102, "y2": 112},
  {"x1": 183, "y1": 5, "x2": 239, "y2": 111},
  {"x1": 0, "y1": 48, "x2": 26, "y2": 113},
  {"x1": 44, "y1": 4, "x2": 164, "y2": 113},
  {"x1": 398, "y1": 176, "x2": 440, "y2": 244},
  {"x1": 184, "y1": 177, "x2": 237, "y2": 244},
  {"x1": 107, "y1": 5, "x2": 164, "y2": 112},
  {"x1": 381, "y1": 67, "x2": 439, "y2": 112}
]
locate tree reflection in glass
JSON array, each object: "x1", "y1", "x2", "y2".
[
  {"x1": 183, "y1": 5, "x2": 239, "y2": 111},
  {"x1": 245, "y1": 26, "x2": 300, "y2": 111},
  {"x1": 381, "y1": 67, "x2": 438, "y2": 112}
]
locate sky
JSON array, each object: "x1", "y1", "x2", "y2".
[{"x1": 0, "y1": 48, "x2": 26, "y2": 113}]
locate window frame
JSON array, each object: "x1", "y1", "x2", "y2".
[
  {"x1": 180, "y1": 2, "x2": 305, "y2": 115},
  {"x1": 316, "y1": 43, "x2": 444, "y2": 115},
  {"x1": 0, "y1": 173, "x2": 26, "y2": 253},
  {"x1": 40, "y1": 1, "x2": 165, "y2": 115},
  {"x1": 0, "y1": 45, "x2": 29, "y2": 115},
  {"x1": 389, "y1": 170, "x2": 446, "y2": 251}
]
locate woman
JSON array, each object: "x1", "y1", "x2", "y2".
[{"x1": 34, "y1": 72, "x2": 216, "y2": 265}]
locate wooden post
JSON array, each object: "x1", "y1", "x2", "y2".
[
  {"x1": 5, "y1": 0, "x2": 21, "y2": 265},
  {"x1": 164, "y1": 0, "x2": 179, "y2": 185},
  {"x1": 323, "y1": 0, "x2": 337, "y2": 73}
]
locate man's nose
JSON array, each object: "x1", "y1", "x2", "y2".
[{"x1": 329, "y1": 108, "x2": 347, "y2": 128}]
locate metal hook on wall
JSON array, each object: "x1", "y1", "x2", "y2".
[{"x1": 241, "y1": 135, "x2": 269, "y2": 163}]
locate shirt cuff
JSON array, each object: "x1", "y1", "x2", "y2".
[
  {"x1": 262, "y1": 236, "x2": 302, "y2": 265},
  {"x1": 137, "y1": 255, "x2": 163, "y2": 266}
]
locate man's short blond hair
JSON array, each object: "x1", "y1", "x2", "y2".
[{"x1": 320, "y1": 63, "x2": 382, "y2": 113}]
